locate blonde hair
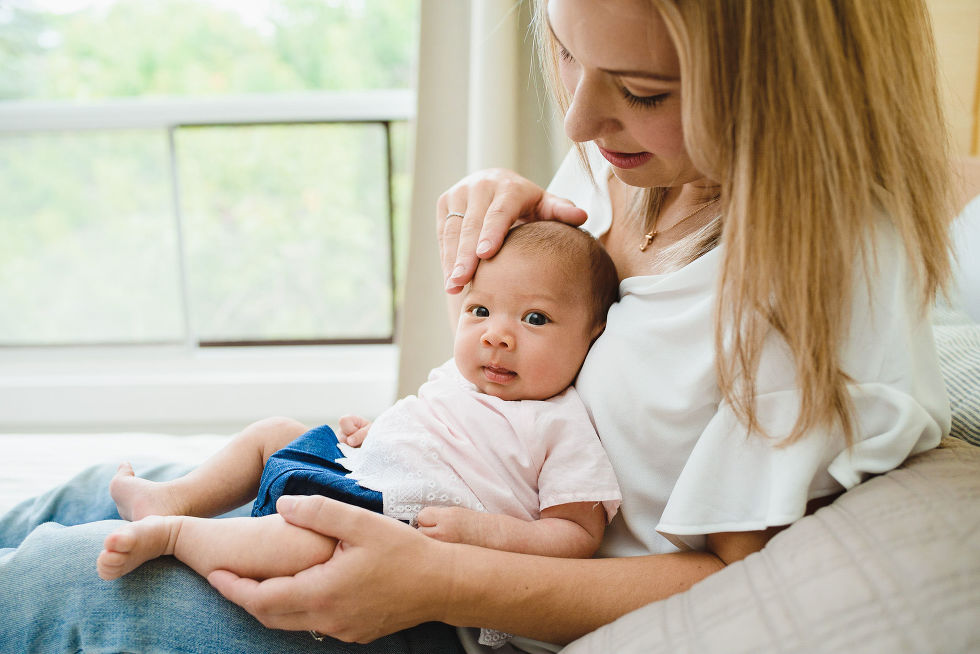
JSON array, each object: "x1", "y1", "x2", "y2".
[{"x1": 534, "y1": 0, "x2": 954, "y2": 445}]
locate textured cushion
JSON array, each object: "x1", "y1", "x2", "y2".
[
  {"x1": 933, "y1": 319, "x2": 980, "y2": 447},
  {"x1": 562, "y1": 438, "x2": 980, "y2": 654},
  {"x1": 952, "y1": 193, "x2": 980, "y2": 322}
]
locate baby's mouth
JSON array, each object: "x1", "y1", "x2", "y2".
[{"x1": 483, "y1": 365, "x2": 517, "y2": 384}]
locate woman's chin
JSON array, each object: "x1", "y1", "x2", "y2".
[{"x1": 609, "y1": 162, "x2": 707, "y2": 190}]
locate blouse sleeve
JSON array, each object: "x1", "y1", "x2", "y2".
[{"x1": 657, "y1": 227, "x2": 950, "y2": 551}]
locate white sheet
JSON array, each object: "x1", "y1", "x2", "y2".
[{"x1": 0, "y1": 432, "x2": 228, "y2": 514}]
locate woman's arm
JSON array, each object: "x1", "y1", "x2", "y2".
[
  {"x1": 207, "y1": 495, "x2": 776, "y2": 645},
  {"x1": 416, "y1": 501, "x2": 606, "y2": 559}
]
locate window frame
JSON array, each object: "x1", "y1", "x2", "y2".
[
  {"x1": 0, "y1": 90, "x2": 413, "y2": 347},
  {"x1": 0, "y1": 91, "x2": 413, "y2": 432}
]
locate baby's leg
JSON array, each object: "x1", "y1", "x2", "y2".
[
  {"x1": 111, "y1": 417, "x2": 309, "y2": 520},
  {"x1": 97, "y1": 514, "x2": 336, "y2": 581}
]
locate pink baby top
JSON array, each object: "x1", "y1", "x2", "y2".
[{"x1": 337, "y1": 359, "x2": 622, "y2": 524}]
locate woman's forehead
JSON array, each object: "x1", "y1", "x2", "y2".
[{"x1": 547, "y1": 0, "x2": 679, "y2": 78}]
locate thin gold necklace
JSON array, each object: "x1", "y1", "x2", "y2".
[{"x1": 640, "y1": 197, "x2": 720, "y2": 251}]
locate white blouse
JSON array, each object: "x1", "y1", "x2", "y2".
[{"x1": 549, "y1": 145, "x2": 950, "y2": 556}]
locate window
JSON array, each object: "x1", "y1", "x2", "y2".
[
  {"x1": 0, "y1": 0, "x2": 418, "y2": 347},
  {"x1": 0, "y1": 1, "x2": 419, "y2": 431}
]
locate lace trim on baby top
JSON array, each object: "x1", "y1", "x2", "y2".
[
  {"x1": 338, "y1": 408, "x2": 486, "y2": 524},
  {"x1": 479, "y1": 627, "x2": 514, "y2": 648}
]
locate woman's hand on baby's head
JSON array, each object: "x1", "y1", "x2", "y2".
[
  {"x1": 338, "y1": 414, "x2": 371, "y2": 447},
  {"x1": 438, "y1": 169, "x2": 587, "y2": 293}
]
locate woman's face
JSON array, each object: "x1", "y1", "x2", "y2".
[{"x1": 549, "y1": 0, "x2": 701, "y2": 188}]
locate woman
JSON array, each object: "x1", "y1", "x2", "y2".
[{"x1": 0, "y1": 0, "x2": 953, "y2": 651}]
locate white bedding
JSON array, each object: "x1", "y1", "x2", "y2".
[{"x1": 0, "y1": 432, "x2": 229, "y2": 514}]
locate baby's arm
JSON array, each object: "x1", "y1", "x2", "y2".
[
  {"x1": 97, "y1": 513, "x2": 336, "y2": 581},
  {"x1": 416, "y1": 501, "x2": 605, "y2": 559}
]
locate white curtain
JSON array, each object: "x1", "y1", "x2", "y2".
[{"x1": 396, "y1": 0, "x2": 568, "y2": 396}]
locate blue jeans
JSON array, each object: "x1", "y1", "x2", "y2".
[{"x1": 0, "y1": 461, "x2": 463, "y2": 653}]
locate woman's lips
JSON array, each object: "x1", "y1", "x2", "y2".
[
  {"x1": 483, "y1": 366, "x2": 517, "y2": 384},
  {"x1": 597, "y1": 146, "x2": 653, "y2": 170}
]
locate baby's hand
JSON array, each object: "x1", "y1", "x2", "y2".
[
  {"x1": 416, "y1": 506, "x2": 488, "y2": 547},
  {"x1": 338, "y1": 414, "x2": 372, "y2": 446}
]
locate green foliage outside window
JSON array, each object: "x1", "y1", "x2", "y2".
[
  {"x1": 1, "y1": 0, "x2": 419, "y2": 100},
  {"x1": 0, "y1": 1, "x2": 418, "y2": 346}
]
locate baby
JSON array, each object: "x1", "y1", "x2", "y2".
[{"x1": 96, "y1": 221, "x2": 622, "y2": 644}]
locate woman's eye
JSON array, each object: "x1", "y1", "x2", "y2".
[
  {"x1": 470, "y1": 306, "x2": 489, "y2": 318},
  {"x1": 620, "y1": 87, "x2": 669, "y2": 109},
  {"x1": 523, "y1": 312, "x2": 549, "y2": 326},
  {"x1": 558, "y1": 45, "x2": 574, "y2": 63}
]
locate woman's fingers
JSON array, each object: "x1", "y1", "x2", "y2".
[
  {"x1": 438, "y1": 185, "x2": 494, "y2": 293},
  {"x1": 207, "y1": 568, "x2": 334, "y2": 633},
  {"x1": 541, "y1": 194, "x2": 589, "y2": 226},
  {"x1": 276, "y1": 494, "x2": 412, "y2": 551},
  {"x1": 439, "y1": 170, "x2": 571, "y2": 291},
  {"x1": 211, "y1": 495, "x2": 452, "y2": 642},
  {"x1": 206, "y1": 570, "x2": 301, "y2": 625},
  {"x1": 436, "y1": 170, "x2": 591, "y2": 291},
  {"x1": 474, "y1": 187, "x2": 587, "y2": 262}
]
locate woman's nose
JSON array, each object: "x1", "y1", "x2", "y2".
[{"x1": 563, "y1": 73, "x2": 619, "y2": 143}]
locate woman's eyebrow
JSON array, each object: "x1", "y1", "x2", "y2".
[
  {"x1": 601, "y1": 68, "x2": 679, "y2": 82},
  {"x1": 545, "y1": 14, "x2": 678, "y2": 83}
]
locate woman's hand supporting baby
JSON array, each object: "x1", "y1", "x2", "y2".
[
  {"x1": 207, "y1": 495, "x2": 456, "y2": 643},
  {"x1": 206, "y1": 496, "x2": 607, "y2": 642}
]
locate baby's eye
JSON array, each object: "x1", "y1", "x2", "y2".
[
  {"x1": 469, "y1": 306, "x2": 490, "y2": 318},
  {"x1": 523, "y1": 312, "x2": 550, "y2": 326}
]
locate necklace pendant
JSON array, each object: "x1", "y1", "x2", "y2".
[{"x1": 640, "y1": 231, "x2": 656, "y2": 252}]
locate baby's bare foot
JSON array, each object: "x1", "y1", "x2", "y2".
[
  {"x1": 96, "y1": 515, "x2": 181, "y2": 580},
  {"x1": 109, "y1": 463, "x2": 186, "y2": 521}
]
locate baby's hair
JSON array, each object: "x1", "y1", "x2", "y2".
[{"x1": 499, "y1": 221, "x2": 619, "y2": 330}]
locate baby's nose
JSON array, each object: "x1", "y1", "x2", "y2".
[{"x1": 481, "y1": 326, "x2": 514, "y2": 349}]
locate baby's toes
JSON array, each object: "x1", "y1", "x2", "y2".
[
  {"x1": 96, "y1": 550, "x2": 128, "y2": 580},
  {"x1": 102, "y1": 527, "x2": 136, "y2": 554}
]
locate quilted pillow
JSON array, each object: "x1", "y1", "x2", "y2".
[
  {"x1": 561, "y1": 438, "x2": 980, "y2": 654},
  {"x1": 932, "y1": 306, "x2": 980, "y2": 447}
]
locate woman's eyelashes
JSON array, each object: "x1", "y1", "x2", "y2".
[
  {"x1": 619, "y1": 86, "x2": 669, "y2": 109},
  {"x1": 557, "y1": 44, "x2": 667, "y2": 110}
]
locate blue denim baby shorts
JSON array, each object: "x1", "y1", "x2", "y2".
[{"x1": 251, "y1": 424, "x2": 384, "y2": 517}]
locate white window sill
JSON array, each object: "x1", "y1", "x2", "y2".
[{"x1": 0, "y1": 345, "x2": 397, "y2": 435}]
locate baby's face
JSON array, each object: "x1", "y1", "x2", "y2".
[{"x1": 453, "y1": 246, "x2": 598, "y2": 401}]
